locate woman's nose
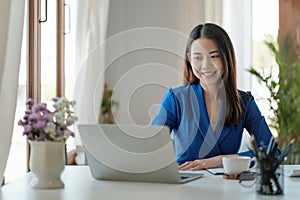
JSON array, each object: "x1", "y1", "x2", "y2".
[{"x1": 202, "y1": 56, "x2": 213, "y2": 69}]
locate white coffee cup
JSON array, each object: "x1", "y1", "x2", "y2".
[{"x1": 222, "y1": 156, "x2": 255, "y2": 175}]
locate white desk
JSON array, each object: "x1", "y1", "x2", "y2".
[{"x1": 1, "y1": 165, "x2": 300, "y2": 200}]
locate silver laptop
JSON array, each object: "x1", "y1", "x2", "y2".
[{"x1": 78, "y1": 124, "x2": 203, "y2": 184}]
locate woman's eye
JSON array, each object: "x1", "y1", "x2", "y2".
[
  {"x1": 211, "y1": 55, "x2": 220, "y2": 59},
  {"x1": 192, "y1": 56, "x2": 202, "y2": 60}
]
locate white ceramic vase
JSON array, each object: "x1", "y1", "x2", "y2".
[{"x1": 29, "y1": 141, "x2": 65, "y2": 189}]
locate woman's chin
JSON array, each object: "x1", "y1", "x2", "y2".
[{"x1": 200, "y1": 75, "x2": 222, "y2": 85}]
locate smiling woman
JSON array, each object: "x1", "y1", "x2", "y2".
[{"x1": 152, "y1": 23, "x2": 277, "y2": 171}]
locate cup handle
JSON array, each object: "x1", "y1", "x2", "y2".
[{"x1": 249, "y1": 157, "x2": 257, "y2": 170}]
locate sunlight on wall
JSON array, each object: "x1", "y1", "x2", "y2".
[{"x1": 252, "y1": 0, "x2": 279, "y2": 41}]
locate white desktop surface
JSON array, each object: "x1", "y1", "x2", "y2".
[{"x1": 1, "y1": 165, "x2": 300, "y2": 200}]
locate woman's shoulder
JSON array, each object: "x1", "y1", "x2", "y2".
[
  {"x1": 161, "y1": 84, "x2": 199, "y2": 106},
  {"x1": 238, "y1": 90, "x2": 255, "y2": 105}
]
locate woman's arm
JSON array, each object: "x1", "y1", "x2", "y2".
[
  {"x1": 178, "y1": 154, "x2": 238, "y2": 171},
  {"x1": 243, "y1": 92, "x2": 279, "y2": 154},
  {"x1": 151, "y1": 88, "x2": 179, "y2": 130}
]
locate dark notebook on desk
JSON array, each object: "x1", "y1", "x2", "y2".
[{"x1": 78, "y1": 124, "x2": 203, "y2": 184}]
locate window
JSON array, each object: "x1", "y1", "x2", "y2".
[
  {"x1": 252, "y1": 0, "x2": 279, "y2": 136},
  {"x1": 4, "y1": 0, "x2": 68, "y2": 183}
]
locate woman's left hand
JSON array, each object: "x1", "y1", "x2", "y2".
[{"x1": 178, "y1": 155, "x2": 223, "y2": 171}]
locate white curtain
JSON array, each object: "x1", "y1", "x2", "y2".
[
  {"x1": 73, "y1": 0, "x2": 110, "y2": 144},
  {"x1": 0, "y1": 0, "x2": 25, "y2": 185},
  {"x1": 222, "y1": 0, "x2": 252, "y2": 91}
]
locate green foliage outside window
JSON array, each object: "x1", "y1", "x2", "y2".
[{"x1": 248, "y1": 35, "x2": 300, "y2": 164}]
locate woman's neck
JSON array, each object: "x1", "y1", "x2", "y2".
[
  {"x1": 201, "y1": 83, "x2": 221, "y2": 102},
  {"x1": 200, "y1": 79, "x2": 226, "y2": 102}
]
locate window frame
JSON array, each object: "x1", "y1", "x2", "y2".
[{"x1": 28, "y1": 0, "x2": 65, "y2": 170}]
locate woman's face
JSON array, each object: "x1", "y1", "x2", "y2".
[{"x1": 189, "y1": 38, "x2": 223, "y2": 86}]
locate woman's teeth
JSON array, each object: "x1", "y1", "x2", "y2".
[{"x1": 202, "y1": 71, "x2": 215, "y2": 75}]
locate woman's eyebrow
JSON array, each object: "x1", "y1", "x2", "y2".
[
  {"x1": 192, "y1": 50, "x2": 219, "y2": 55},
  {"x1": 209, "y1": 50, "x2": 219, "y2": 54},
  {"x1": 191, "y1": 52, "x2": 202, "y2": 55}
]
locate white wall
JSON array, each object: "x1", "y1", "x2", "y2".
[
  {"x1": 104, "y1": 0, "x2": 222, "y2": 125},
  {"x1": 222, "y1": 0, "x2": 252, "y2": 91},
  {"x1": 104, "y1": 0, "x2": 250, "y2": 126}
]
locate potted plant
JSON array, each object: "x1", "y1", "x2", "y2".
[
  {"x1": 248, "y1": 35, "x2": 300, "y2": 164},
  {"x1": 100, "y1": 83, "x2": 118, "y2": 124},
  {"x1": 18, "y1": 97, "x2": 77, "y2": 188}
]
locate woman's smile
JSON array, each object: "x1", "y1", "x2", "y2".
[{"x1": 201, "y1": 70, "x2": 218, "y2": 78}]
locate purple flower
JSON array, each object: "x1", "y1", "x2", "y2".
[
  {"x1": 70, "y1": 131, "x2": 75, "y2": 137},
  {"x1": 26, "y1": 98, "x2": 34, "y2": 106},
  {"x1": 52, "y1": 97, "x2": 60, "y2": 102},
  {"x1": 18, "y1": 98, "x2": 77, "y2": 142},
  {"x1": 23, "y1": 125, "x2": 32, "y2": 134},
  {"x1": 32, "y1": 103, "x2": 47, "y2": 113},
  {"x1": 28, "y1": 113, "x2": 39, "y2": 121},
  {"x1": 33, "y1": 120, "x2": 47, "y2": 130},
  {"x1": 59, "y1": 125, "x2": 67, "y2": 131},
  {"x1": 18, "y1": 119, "x2": 25, "y2": 126},
  {"x1": 66, "y1": 120, "x2": 73, "y2": 126},
  {"x1": 25, "y1": 110, "x2": 32, "y2": 115},
  {"x1": 55, "y1": 129, "x2": 62, "y2": 136},
  {"x1": 22, "y1": 110, "x2": 32, "y2": 121},
  {"x1": 41, "y1": 114, "x2": 51, "y2": 121}
]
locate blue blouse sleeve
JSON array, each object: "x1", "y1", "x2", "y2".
[
  {"x1": 151, "y1": 88, "x2": 179, "y2": 131},
  {"x1": 238, "y1": 92, "x2": 276, "y2": 157}
]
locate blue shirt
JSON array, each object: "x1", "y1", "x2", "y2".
[{"x1": 152, "y1": 84, "x2": 273, "y2": 165}]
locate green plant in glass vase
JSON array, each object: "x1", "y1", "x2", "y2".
[{"x1": 248, "y1": 35, "x2": 300, "y2": 164}]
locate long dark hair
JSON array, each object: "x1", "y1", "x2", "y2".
[{"x1": 183, "y1": 23, "x2": 247, "y2": 125}]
